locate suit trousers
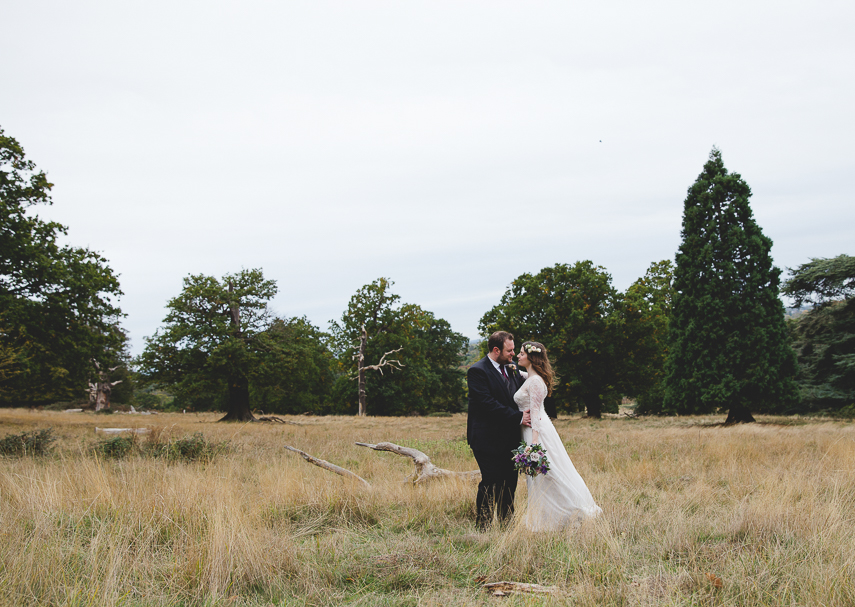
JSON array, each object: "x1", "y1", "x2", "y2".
[{"x1": 472, "y1": 449, "x2": 518, "y2": 527}]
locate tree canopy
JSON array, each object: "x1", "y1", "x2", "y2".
[
  {"x1": 620, "y1": 260, "x2": 674, "y2": 414},
  {"x1": 663, "y1": 148, "x2": 798, "y2": 422},
  {"x1": 329, "y1": 278, "x2": 467, "y2": 416},
  {"x1": 479, "y1": 261, "x2": 623, "y2": 417},
  {"x1": 0, "y1": 126, "x2": 125, "y2": 405}
]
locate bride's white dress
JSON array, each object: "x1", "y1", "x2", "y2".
[{"x1": 514, "y1": 373, "x2": 602, "y2": 531}]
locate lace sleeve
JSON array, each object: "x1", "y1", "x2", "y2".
[{"x1": 529, "y1": 376, "x2": 547, "y2": 435}]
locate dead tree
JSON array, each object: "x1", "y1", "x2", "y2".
[
  {"x1": 89, "y1": 360, "x2": 122, "y2": 412},
  {"x1": 355, "y1": 441, "x2": 481, "y2": 485},
  {"x1": 354, "y1": 323, "x2": 404, "y2": 416}
]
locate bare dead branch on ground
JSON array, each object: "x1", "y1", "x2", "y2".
[
  {"x1": 482, "y1": 581, "x2": 564, "y2": 597},
  {"x1": 255, "y1": 416, "x2": 302, "y2": 425},
  {"x1": 284, "y1": 445, "x2": 371, "y2": 487},
  {"x1": 355, "y1": 441, "x2": 481, "y2": 484}
]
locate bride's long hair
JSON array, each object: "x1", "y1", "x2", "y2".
[{"x1": 522, "y1": 341, "x2": 557, "y2": 396}]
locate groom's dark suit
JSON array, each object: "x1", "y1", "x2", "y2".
[{"x1": 467, "y1": 356, "x2": 525, "y2": 527}]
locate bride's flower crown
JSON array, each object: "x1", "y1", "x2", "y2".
[{"x1": 524, "y1": 344, "x2": 542, "y2": 353}]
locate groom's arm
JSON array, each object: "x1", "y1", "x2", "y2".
[{"x1": 467, "y1": 365, "x2": 523, "y2": 425}]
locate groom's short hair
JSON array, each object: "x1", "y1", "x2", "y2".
[{"x1": 487, "y1": 331, "x2": 514, "y2": 354}]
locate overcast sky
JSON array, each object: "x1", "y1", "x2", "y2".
[{"x1": 3, "y1": 1, "x2": 853, "y2": 354}]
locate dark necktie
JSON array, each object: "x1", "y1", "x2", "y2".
[{"x1": 500, "y1": 365, "x2": 509, "y2": 383}]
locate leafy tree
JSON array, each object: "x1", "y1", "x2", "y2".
[
  {"x1": 249, "y1": 316, "x2": 336, "y2": 414},
  {"x1": 782, "y1": 255, "x2": 855, "y2": 413},
  {"x1": 0, "y1": 126, "x2": 125, "y2": 405},
  {"x1": 0, "y1": 338, "x2": 24, "y2": 400},
  {"x1": 479, "y1": 261, "x2": 623, "y2": 418},
  {"x1": 663, "y1": 148, "x2": 798, "y2": 423},
  {"x1": 621, "y1": 260, "x2": 674, "y2": 414},
  {"x1": 329, "y1": 278, "x2": 467, "y2": 416},
  {"x1": 138, "y1": 269, "x2": 333, "y2": 420}
]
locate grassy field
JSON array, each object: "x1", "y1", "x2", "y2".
[{"x1": 0, "y1": 409, "x2": 853, "y2": 606}]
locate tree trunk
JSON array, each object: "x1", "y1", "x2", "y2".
[
  {"x1": 94, "y1": 383, "x2": 111, "y2": 411},
  {"x1": 357, "y1": 327, "x2": 367, "y2": 417},
  {"x1": 219, "y1": 375, "x2": 254, "y2": 421},
  {"x1": 584, "y1": 394, "x2": 602, "y2": 418},
  {"x1": 219, "y1": 282, "x2": 254, "y2": 422},
  {"x1": 724, "y1": 404, "x2": 755, "y2": 424}
]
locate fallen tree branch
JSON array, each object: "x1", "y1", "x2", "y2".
[
  {"x1": 355, "y1": 441, "x2": 481, "y2": 485},
  {"x1": 285, "y1": 445, "x2": 371, "y2": 487},
  {"x1": 95, "y1": 427, "x2": 151, "y2": 435},
  {"x1": 482, "y1": 581, "x2": 564, "y2": 597},
  {"x1": 256, "y1": 415, "x2": 302, "y2": 425}
]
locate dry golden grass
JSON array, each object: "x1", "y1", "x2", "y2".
[{"x1": 0, "y1": 409, "x2": 853, "y2": 606}]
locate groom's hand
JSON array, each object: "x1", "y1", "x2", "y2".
[{"x1": 521, "y1": 410, "x2": 531, "y2": 427}]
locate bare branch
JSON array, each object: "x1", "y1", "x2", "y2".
[
  {"x1": 482, "y1": 582, "x2": 564, "y2": 597},
  {"x1": 361, "y1": 347, "x2": 405, "y2": 375},
  {"x1": 355, "y1": 441, "x2": 480, "y2": 485},
  {"x1": 285, "y1": 446, "x2": 371, "y2": 487},
  {"x1": 256, "y1": 415, "x2": 302, "y2": 426}
]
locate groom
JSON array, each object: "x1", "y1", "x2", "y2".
[{"x1": 467, "y1": 331, "x2": 531, "y2": 528}]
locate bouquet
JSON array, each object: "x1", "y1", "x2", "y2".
[{"x1": 512, "y1": 441, "x2": 550, "y2": 477}]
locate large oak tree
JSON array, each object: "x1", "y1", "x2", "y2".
[
  {"x1": 1, "y1": 126, "x2": 125, "y2": 405},
  {"x1": 479, "y1": 261, "x2": 623, "y2": 418},
  {"x1": 138, "y1": 269, "x2": 333, "y2": 420}
]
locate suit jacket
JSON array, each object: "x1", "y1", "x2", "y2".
[{"x1": 466, "y1": 356, "x2": 525, "y2": 454}]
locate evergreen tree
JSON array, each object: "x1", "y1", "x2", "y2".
[
  {"x1": 783, "y1": 255, "x2": 855, "y2": 413},
  {"x1": 663, "y1": 148, "x2": 798, "y2": 423}
]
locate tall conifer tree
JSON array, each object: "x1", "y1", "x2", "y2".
[{"x1": 663, "y1": 148, "x2": 797, "y2": 423}]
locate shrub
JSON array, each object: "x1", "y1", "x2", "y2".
[
  {"x1": 145, "y1": 432, "x2": 226, "y2": 462},
  {"x1": 0, "y1": 428, "x2": 56, "y2": 457},
  {"x1": 93, "y1": 436, "x2": 136, "y2": 459}
]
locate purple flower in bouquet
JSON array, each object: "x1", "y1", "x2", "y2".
[{"x1": 511, "y1": 441, "x2": 550, "y2": 477}]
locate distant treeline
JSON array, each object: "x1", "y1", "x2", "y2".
[{"x1": 2, "y1": 130, "x2": 852, "y2": 419}]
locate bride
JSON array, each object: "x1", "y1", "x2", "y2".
[{"x1": 514, "y1": 341, "x2": 602, "y2": 530}]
